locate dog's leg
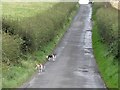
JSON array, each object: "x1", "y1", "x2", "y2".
[
  {"x1": 52, "y1": 54, "x2": 56, "y2": 61},
  {"x1": 53, "y1": 57, "x2": 55, "y2": 61},
  {"x1": 38, "y1": 69, "x2": 41, "y2": 73}
]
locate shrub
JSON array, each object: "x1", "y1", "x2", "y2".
[
  {"x1": 2, "y1": 2, "x2": 77, "y2": 53},
  {"x1": 93, "y1": 2, "x2": 119, "y2": 59},
  {"x1": 2, "y1": 2, "x2": 77, "y2": 65},
  {"x1": 2, "y1": 33, "x2": 23, "y2": 64}
]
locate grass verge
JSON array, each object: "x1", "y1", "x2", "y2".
[{"x1": 92, "y1": 22, "x2": 118, "y2": 88}]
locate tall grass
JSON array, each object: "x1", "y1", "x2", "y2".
[
  {"x1": 2, "y1": 33, "x2": 23, "y2": 64},
  {"x1": 96, "y1": 8, "x2": 118, "y2": 58},
  {"x1": 93, "y1": 2, "x2": 119, "y2": 59},
  {"x1": 2, "y1": 2, "x2": 77, "y2": 63},
  {"x1": 2, "y1": 3, "x2": 77, "y2": 53},
  {"x1": 92, "y1": 22, "x2": 118, "y2": 88},
  {"x1": 92, "y1": 2, "x2": 119, "y2": 88}
]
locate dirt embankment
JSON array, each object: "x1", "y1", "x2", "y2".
[{"x1": 110, "y1": 0, "x2": 120, "y2": 10}]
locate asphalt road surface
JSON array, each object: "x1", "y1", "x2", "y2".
[{"x1": 22, "y1": 4, "x2": 106, "y2": 88}]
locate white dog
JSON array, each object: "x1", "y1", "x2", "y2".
[{"x1": 46, "y1": 54, "x2": 56, "y2": 61}]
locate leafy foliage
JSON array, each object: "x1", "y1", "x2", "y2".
[
  {"x1": 2, "y1": 33, "x2": 23, "y2": 64},
  {"x1": 92, "y1": 2, "x2": 119, "y2": 88},
  {"x1": 93, "y1": 2, "x2": 119, "y2": 59},
  {"x1": 2, "y1": 2, "x2": 78, "y2": 88},
  {"x1": 2, "y1": 3, "x2": 77, "y2": 53}
]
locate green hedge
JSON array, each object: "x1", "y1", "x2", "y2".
[
  {"x1": 2, "y1": 2, "x2": 77, "y2": 64},
  {"x1": 2, "y1": 3, "x2": 77, "y2": 53},
  {"x1": 93, "y1": 2, "x2": 119, "y2": 59},
  {"x1": 2, "y1": 33, "x2": 23, "y2": 64}
]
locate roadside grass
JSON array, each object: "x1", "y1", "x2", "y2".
[
  {"x1": 2, "y1": 4, "x2": 79, "y2": 88},
  {"x1": 92, "y1": 2, "x2": 118, "y2": 88},
  {"x1": 92, "y1": 22, "x2": 118, "y2": 88},
  {"x1": 2, "y1": 62, "x2": 35, "y2": 88}
]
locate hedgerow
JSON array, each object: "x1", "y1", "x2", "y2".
[
  {"x1": 2, "y1": 33, "x2": 23, "y2": 64},
  {"x1": 92, "y1": 2, "x2": 119, "y2": 88},
  {"x1": 93, "y1": 2, "x2": 119, "y2": 59},
  {"x1": 2, "y1": 3, "x2": 77, "y2": 53}
]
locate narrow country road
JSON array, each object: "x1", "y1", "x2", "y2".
[{"x1": 22, "y1": 4, "x2": 106, "y2": 88}]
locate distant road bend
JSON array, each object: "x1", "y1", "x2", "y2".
[{"x1": 22, "y1": 4, "x2": 106, "y2": 88}]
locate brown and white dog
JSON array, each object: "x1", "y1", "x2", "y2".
[
  {"x1": 35, "y1": 63, "x2": 45, "y2": 73},
  {"x1": 46, "y1": 54, "x2": 56, "y2": 61}
]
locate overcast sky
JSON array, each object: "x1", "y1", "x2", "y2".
[{"x1": 78, "y1": 0, "x2": 89, "y2": 4}]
